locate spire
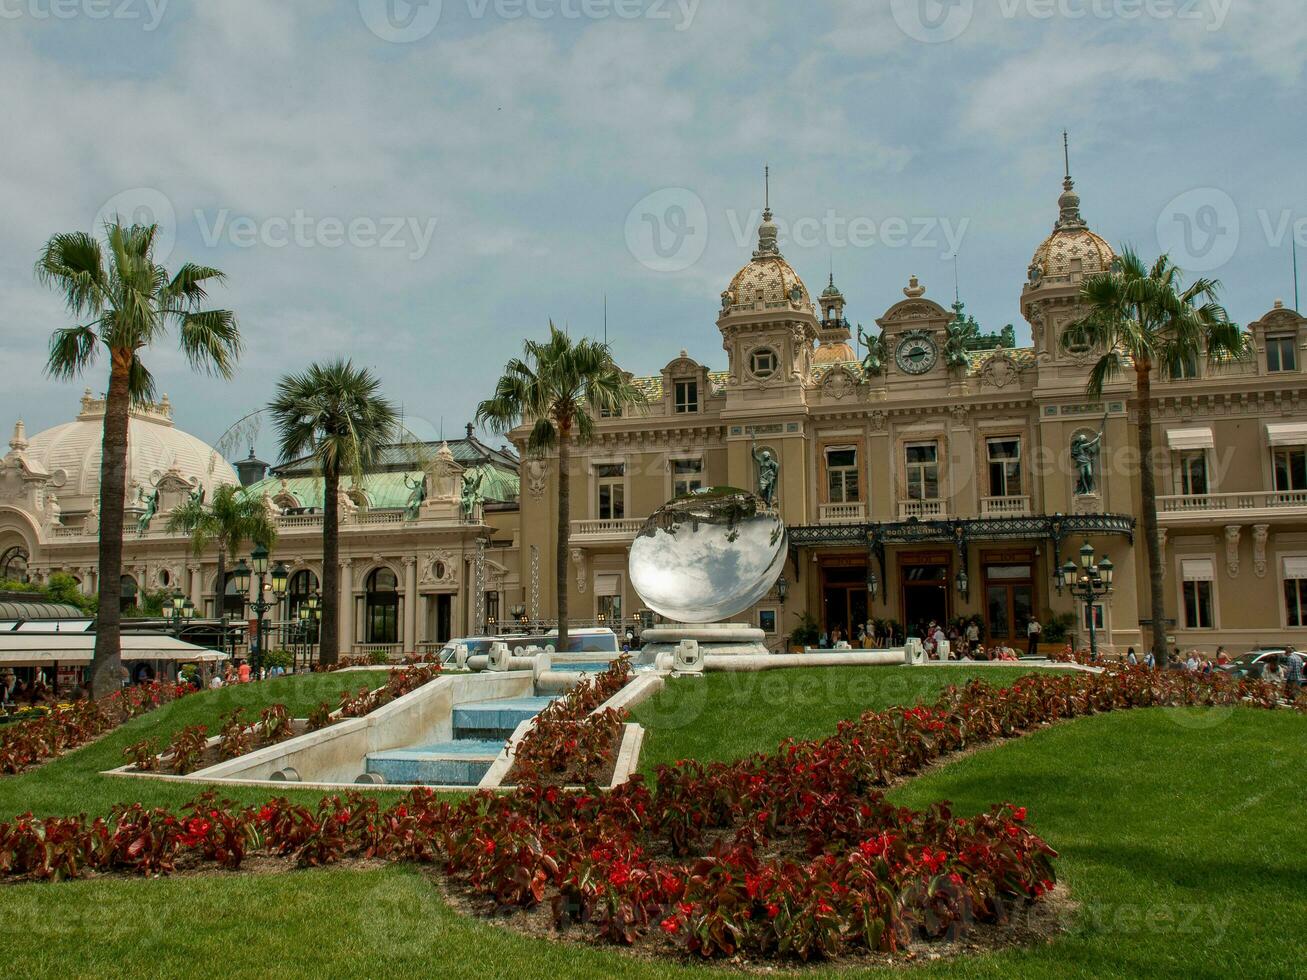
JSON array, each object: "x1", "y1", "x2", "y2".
[
  {"x1": 753, "y1": 165, "x2": 781, "y2": 258},
  {"x1": 1055, "y1": 130, "x2": 1087, "y2": 231},
  {"x1": 9, "y1": 419, "x2": 28, "y2": 454}
]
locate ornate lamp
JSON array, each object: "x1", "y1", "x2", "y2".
[
  {"x1": 181, "y1": 599, "x2": 195, "y2": 621},
  {"x1": 777, "y1": 574, "x2": 789, "y2": 601},
  {"x1": 955, "y1": 568, "x2": 969, "y2": 600},
  {"x1": 251, "y1": 543, "x2": 270, "y2": 577},
  {"x1": 232, "y1": 559, "x2": 251, "y2": 596},
  {"x1": 271, "y1": 561, "x2": 289, "y2": 597}
]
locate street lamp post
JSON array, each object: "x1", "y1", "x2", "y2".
[
  {"x1": 1057, "y1": 542, "x2": 1115, "y2": 659},
  {"x1": 235, "y1": 544, "x2": 288, "y2": 678}
]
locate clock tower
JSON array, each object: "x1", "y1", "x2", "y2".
[{"x1": 874, "y1": 275, "x2": 952, "y2": 383}]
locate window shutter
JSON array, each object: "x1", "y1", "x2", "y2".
[{"x1": 1180, "y1": 558, "x2": 1215, "y2": 582}]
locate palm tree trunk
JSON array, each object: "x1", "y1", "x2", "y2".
[
  {"x1": 90, "y1": 351, "x2": 131, "y2": 698},
  {"x1": 214, "y1": 545, "x2": 226, "y2": 657},
  {"x1": 1136, "y1": 363, "x2": 1168, "y2": 667},
  {"x1": 556, "y1": 428, "x2": 571, "y2": 653},
  {"x1": 319, "y1": 466, "x2": 340, "y2": 666}
]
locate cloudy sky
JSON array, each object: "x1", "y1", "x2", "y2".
[{"x1": 2, "y1": 0, "x2": 1304, "y2": 459}]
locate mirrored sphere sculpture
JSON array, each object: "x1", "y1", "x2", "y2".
[{"x1": 629, "y1": 487, "x2": 787, "y2": 624}]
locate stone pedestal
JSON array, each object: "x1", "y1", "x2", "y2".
[{"x1": 638, "y1": 623, "x2": 771, "y2": 663}]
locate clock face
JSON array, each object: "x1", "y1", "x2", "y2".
[{"x1": 895, "y1": 334, "x2": 938, "y2": 375}]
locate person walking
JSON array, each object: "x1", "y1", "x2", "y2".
[
  {"x1": 1283, "y1": 645, "x2": 1303, "y2": 701},
  {"x1": 1026, "y1": 616, "x2": 1042, "y2": 658},
  {"x1": 1126, "y1": 647, "x2": 1138, "y2": 666}
]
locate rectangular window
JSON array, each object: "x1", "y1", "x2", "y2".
[
  {"x1": 1082, "y1": 603, "x2": 1105, "y2": 631},
  {"x1": 1267, "y1": 336, "x2": 1297, "y2": 373},
  {"x1": 596, "y1": 463, "x2": 625, "y2": 519},
  {"x1": 673, "y1": 380, "x2": 699, "y2": 414},
  {"x1": 672, "y1": 458, "x2": 704, "y2": 497},
  {"x1": 1169, "y1": 351, "x2": 1200, "y2": 380},
  {"x1": 1285, "y1": 580, "x2": 1307, "y2": 627},
  {"x1": 986, "y1": 438, "x2": 1021, "y2": 498},
  {"x1": 825, "y1": 447, "x2": 860, "y2": 503},
  {"x1": 758, "y1": 609, "x2": 778, "y2": 634},
  {"x1": 1178, "y1": 451, "x2": 1209, "y2": 495},
  {"x1": 904, "y1": 442, "x2": 939, "y2": 501},
  {"x1": 1181, "y1": 558, "x2": 1215, "y2": 629},
  {"x1": 1274, "y1": 447, "x2": 1307, "y2": 492}
]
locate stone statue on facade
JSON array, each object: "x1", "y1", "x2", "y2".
[
  {"x1": 1071, "y1": 414, "x2": 1107, "y2": 496},
  {"x1": 750, "y1": 430, "x2": 779, "y2": 508},
  {"x1": 460, "y1": 467, "x2": 485, "y2": 521},
  {"x1": 136, "y1": 487, "x2": 159, "y2": 535},
  {"x1": 857, "y1": 323, "x2": 887, "y2": 377},
  {"x1": 402, "y1": 473, "x2": 426, "y2": 521}
]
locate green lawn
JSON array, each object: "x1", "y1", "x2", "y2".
[
  {"x1": 1, "y1": 667, "x2": 1305, "y2": 978},
  {"x1": 0, "y1": 671, "x2": 389, "y2": 818},
  {"x1": 630, "y1": 665, "x2": 1039, "y2": 774}
]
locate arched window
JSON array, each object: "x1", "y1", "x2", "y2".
[
  {"x1": 288, "y1": 569, "x2": 319, "y2": 642},
  {"x1": 365, "y1": 567, "x2": 399, "y2": 644},
  {"x1": 0, "y1": 546, "x2": 29, "y2": 583},
  {"x1": 120, "y1": 575, "x2": 138, "y2": 613},
  {"x1": 222, "y1": 572, "x2": 246, "y2": 617}
]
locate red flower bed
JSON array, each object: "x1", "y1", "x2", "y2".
[
  {"x1": 0, "y1": 681, "x2": 190, "y2": 776},
  {"x1": 508, "y1": 659, "x2": 632, "y2": 786},
  {"x1": 1, "y1": 666, "x2": 1301, "y2": 963}
]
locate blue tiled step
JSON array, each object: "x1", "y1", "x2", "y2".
[
  {"x1": 365, "y1": 739, "x2": 506, "y2": 786},
  {"x1": 453, "y1": 696, "x2": 556, "y2": 741}
]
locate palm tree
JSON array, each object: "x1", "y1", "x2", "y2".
[
  {"x1": 269, "y1": 360, "x2": 398, "y2": 666},
  {"x1": 166, "y1": 483, "x2": 278, "y2": 636},
  {"x1": 1063, "y1": 247, "x2": 1246, "y2": 666},
  {"x1": 476, "y1": 323, "x2": 645, "y2": 652},
  {"x1": 37, "y1": 221, "x2": 239, "y2": 697}
]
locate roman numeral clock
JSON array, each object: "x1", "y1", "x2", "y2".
[{"x1": 893, "y1": 329, "x2": 939, "y2": 375}]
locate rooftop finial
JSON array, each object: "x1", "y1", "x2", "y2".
[
  {"x1": 764, "y1": 165, "x2": 770, "y2": 212},
  {"x1": 753, "y1": 167, "x2": 781, "y2": 258},
  {"x1": 9, "y1": 419, "x2": 28, "y2": 454},
  {"x1": 1063, "y1": 129, "x2": 1071, "y2": 180},
  {"x1": 1055, "y1": 131, "x2": 1086, "y2": 231}
]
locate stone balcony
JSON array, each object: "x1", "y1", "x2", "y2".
[
  {"x1": 569, "y1": 518, "x2": 644, "y2": 545},
  {"x1": 981, "y1": 495, "x2": 1032, "y2": 518},
  {"x1": 818, "y1": 502, "x2": 867, "y2": 525},
  {"x1": 1156, "y1": 490, "x2": 1307, "y2": 523},
  {"x1": 898, "y1": 499, "x2": 947, "y2": 521}
]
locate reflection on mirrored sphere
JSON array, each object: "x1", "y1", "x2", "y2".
[{"x1": 628, "y1": 487, "x2": 787, "y2": 624}]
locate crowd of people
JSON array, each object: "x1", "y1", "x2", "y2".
[{"x1": 0, "y1": 668, "x2": 58, "y2": 708}]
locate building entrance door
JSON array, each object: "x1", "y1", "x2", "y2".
[
  {"x1": 820, "y1": 562, "x2": 868, "y2": 646},
  {"x1": 435, "y1": 594, "x2": 453, "y2": 644},
  {"x1": 899, "y1": 554, "x2": 951, "y2": 639},
  {"x1": 982, "y1": 554, "x2": 1035, "y2": 647}
]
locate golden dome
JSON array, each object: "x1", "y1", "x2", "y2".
[
  {"x1": 1028, "y1": 176, "x2": 1115, "y2": 282},
  {"x1": 814, "y1": 342, "x2": 856, "y2": 364},
  {"x1": 720, "y1": 205, "x2": 814, "y2": 314}
]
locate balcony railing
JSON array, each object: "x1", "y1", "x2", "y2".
[
  {"x1": 570, "y1": 518, "x2": 644, "y2": 542},
  {"x1": 898, "y1": 499, "x2": 947, "y2": 521},
  {"x1": 818, "y1": 502, "x2": 867, "y2": 525},
  {"x1": 1158, "y1": 490, "x2": 1307, "y2": 515},
  {"x1": 981, "y1": 495, "x2": 1032, "y2": 518}
]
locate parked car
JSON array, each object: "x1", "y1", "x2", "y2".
[{"x1": 1219, "y1": 649, "x2": 1284, "y2": 680}]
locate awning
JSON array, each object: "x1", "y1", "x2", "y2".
[
  {"x1": 1166, "y1": 427, "x2": 1214, "y2": 451},
  {"x1": 0, "y1": 633, "x2": 229, "y2": 667},
  {"x1": 1266, "y1": 422, "x2": 1307, "y2": 446},
  {"x1": 1284, "y1": 557, "x2": 1307, "y2": 579},
  {"x1": 1181, "y1": 558, "x2": 1215, "y2": 582}
]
